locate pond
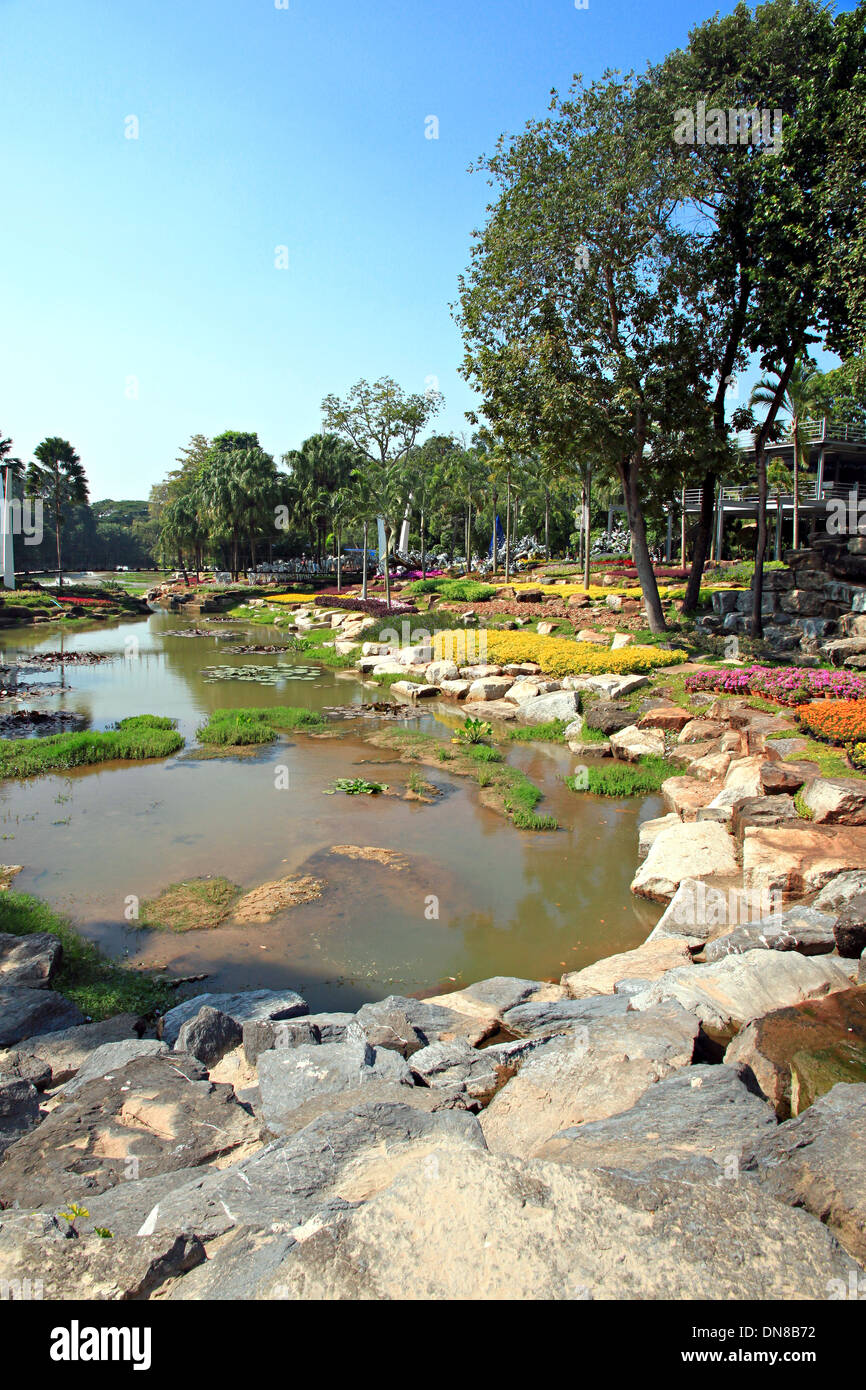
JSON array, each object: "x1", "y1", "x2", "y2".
[{"x1": 0, "y1": 610, "x2": 662, "y2": 1011}]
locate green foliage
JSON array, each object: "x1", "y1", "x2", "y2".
[
  {"x1": 0, "y1": 892, "x2": 175, "y2": 1018},
  {"x1": 0, "y1": 721, "x2": 184, "y2": 779},
  {"x1": 452, "y1": 716, "x2": 493, "y2": 745},
  {"x1": 405, "y1": 578, "x2": 498, "y2": 602},
  {"x1": 568, "y1": 754, "x2": 669, "y2": 797},
  {"x1": 507, "y1": 720, "x2": 568, "y2": 743},
  {"x1": 195, "y1": 706, "x2": 325, "y2": 745},
  {"x1": 324, "y1": 777, "x2": 388, "y2": 795},
  {"x1": 464, "y1": 744, "x2": 504, "y2": 763}
]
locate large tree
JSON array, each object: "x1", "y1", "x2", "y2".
[
  {"x1": 322, "y1": 378, "x2": 442, "y2": 608},
  {"x1": 26, "y1": 437, "x2": 89, "y2": 587}
]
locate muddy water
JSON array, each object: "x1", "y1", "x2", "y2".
[{"x1": 0, "y1": 612, "x2": 662, "y2": 1011}]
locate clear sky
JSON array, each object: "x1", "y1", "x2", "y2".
[{"x1": 0, "y1": 0, "x2": 847, "y2": 500}]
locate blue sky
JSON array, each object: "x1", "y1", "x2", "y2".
[{"x1": 0, "y1": 0, "x2": 846, "y2": 500}]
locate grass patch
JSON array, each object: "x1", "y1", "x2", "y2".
[
  {"x1": 794, "y1": 790, "x2": 815, "y2": 820},
  {"x1": 0, "y1": 892, "x2": 175, "y2": 1018},
  {"x1": 506, "y1": 720, "x2": 568, "y2": 743},
  {"x1": 568, "y1": 754, "x2": 669, "y2": 797},
  {"x1": 465, "y1": 744, "x2": 504, "y2": 763},
  {"x1": 196, "y1": 706, "x2": 325, "y2": 745},
  {"x1": 0, "y1": 717, "x2": 184, "y2": 779},
  {"x1": 140, "y1": 877, "x2": 241, "y2": 932}
]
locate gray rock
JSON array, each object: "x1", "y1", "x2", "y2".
[
  {"x1": 834, "y1": 893, "x2": 866, "y2": 959},
  {"x1": 175, "y1": 1007, "x2": 242, "y2": 1067},
  {"x1": 584, "y1": 701, "x2": 634, "y2": 735},
  {"x1": 257, "y1": 1037, "x2": 414, "y2": 1137},
  {"x1": 480, "y1": 1003, "x2": 700, "y2": 1157},
  {"x1": 813, "y1": 870, "x2": 866, "y2": 913},
  {"x1": 255, "y1": 1144, "x2": 851, "y2": 1301},
  {"x1": 703, "y1": 907, "x2": 838, "y2": 962},
  {"x1": 536, "y1": 1064, "x2": 776, "y2": 1174},
  {"x1": 159, "y1": 988, "x2": 308, "y2": 1046},
  {"x1": 354, "y1": 994, "x2": 496, "y2": 1050},
  {"x1": 0, "y1": 1050, "x2": 52, "y2": 1090},
  {"x1": 0, "y1": 1052, "x2": 260, "y2": 1209},
  {"x1": 60, "y1": 1038, "x2": 169, "y2": 1097},
  {"x1": 0, "y1": 1013, "x2": 144, "y2": 1084},
  {"x1": 78, "y1": 1100, "x2": 485, "y2": 1244},
  {"x1": 409, "y1": 1036, "x2": 545, "y2": 1104},
  {"x1": 0, "y1": 1228, "x2": 205, "y2": 1301},
  {"x1": 0, "y1": 932, "x2": 62, "y2": 989},
  {"x1": 741, "y1": 1082, "x2": 866, "y2": 1264},
  {"x1": 243, "y1": 1017, "x2": 320, "y2": 1063},
  {"x1": 500, "y1": 994, "x2": 629, "y2": 1038},
  {"x1": 0, "y1": 1078, "x2": 41, "y2": 1155},
  {"x1": 514, "y1": 691, "x2": 581, "y2": 724},
  {"x1": 353, "y1": 1000, "x2": 427, "y2": 1056},
  {"x1": 0, "y1": 985, "x2": 85, "y2": 1049}
]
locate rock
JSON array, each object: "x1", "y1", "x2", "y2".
[
  {"x1": 0, "y1": 1229, "x2": 206, "y2": 1301},
  {"x1": 743, "y1": 826, "x2": 866, "y2": 898},
  {"x1": 609, "y1": 724, "x2": 665, "y2": 762},
  {"x1": 690, "y1": 751, "x2": 733, "y2": 782},
  {"x1": 814, "y1": 870, "x2": 866, "y2": 912},
  {"x1": 632, "y1": 950, "x2": 855, "y2": 1050},
  {"x1": 727, "y1": 985, "x2": 866, "y2": 1117},
  {"x1": 677, "y1": 719, "x2": 726, "y2": 744},
  {"x1": 637, "y1": 813, "x2": 680, "y2": 860},
  {"x1": 425, "y1": 660, "x2": 458, "y2": 684},
  {"x1": 0, "y1": 1078, "x2": 40, "y2": 1154},
  {"x1": 575, "y1": 628, "x2": 610, "y2": 644},
  {"x1": 60, "y1": 1038, "x2": 169, "y2": 1097},
  {"x1": 355, "y1": 993, "x2": 498, "y2": 1049},
  {"x1": 408, "y1": 1037, "x2": 543, "y2": 1104},
  {"x1": 175, "y1": 1007, "x2": 243, "y2": 1067},
  {"x1": 731, "y1": 795, "x2": 799, "y2": 841},
  {"x1": 536, "y1": 621, "x2": 557, "y2": 635},
  {"x1": 801, "y1": 778, "x2": 866, "y2": 825},
  {"x1": 500, "y1": 994, "x2": 630, "y2": 1038},
  {"x1": 439, "y1": 679, "x2": 471, "y2": 699},
  {"x1": 638, "y1": 707, "x2": 693, "y2": 732},
  {"x1": 462, "y1": 699, "x2": 518, "y2": 721},
  {"x1": 0, "y1": 1013, "x2": 145, "y2": 1084},
  {"x1": 504, "y1": 678, "x2": 561, "y2": 704},
  {"x1": 397, "y1": 643, "x2": 433, "y2": 667},
  {"x1": 647, "y1": 877, "x2": 751, "y2": 943},
  {"x1": 77, "y1": 1101, "x2": 485, "y2": 1246},
  {"x1": 467, "y1": 677, "x2": 512, "y2": 702},
  {"x1": 514, "y1": 691, "x2": 581, "y2": 724},
  {"x1": 0, "y1": 985, "x2": 85, "y2": 1049},
  {"x1": 583, "y1": 701, "x2": 634, "y2": 735},
  {"x1": 561, "y1": 937, "x2": 696, "y2": 997},
  {"x1": 0, "y1": 1049, "x2": 52, "y2": 1090},
  {"x1": 833, "y1": 894, "x2": 866, "y2": 958},
  {"x1": 0, "y1": 932, "x2": 62, "y2": 988},
  {"x1": 708, "y1": 753, "x2": 776, "y2": 811},
  {"x1": 159, "y1": 989, "x2": 308, "y2": 1047},
  {"x1": 353, "y1": 1001, "x2": 428, "y2": 1056},
  {"x1": 610, "y1": 632, "x2": 632, "y2": 649},
  {"x1": 630, "y1": 821, "x2": 739, "y2": 901},
  {"x1": 568, "y1": 736, "x2": 610, "y2": 756},
  {"x1": 537, "y1": 1063, "x2": 776, "y2": 1175},
  {"x1": 740, "y1": 1082, "x2": 866, "y2": 1262},
  {"x1": 0, "y1": 1053, "x2": 260, "y2": 1209},
  {"x1": 255, "y1": 1144, "x2": 850, "y2": 1301},
  {"x1": 761, "y1": 762, "x2": 807, "y2": 794},
  {"x1": 257, "y1": 1036, "x2": 414, "y2": 1137},
  {"x1": 703, "y1": 906, "x2": 838, "y2": 962},
  {"x1": 661, "y1": 775, "x2": 722, "y2": 821},
  {"x1": 579, "y1": 674, "x2": 648, "y2": 699},
  {"x1": 458, "y1": 665, "x2": 504, "y2": 679},
  {"x1": 423, "y1": 976, "x2": 563, "y2": 1030},
  {"x1": 243, "y1": 1012, "x2": 354, "y2": 1064},
  {"x1": 480, "y1": 1003, "x2": 699, "y2": 1157}
]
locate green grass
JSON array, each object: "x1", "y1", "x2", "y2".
[
  {"x1": 0, "y1": 892, "x2": 175, "y2": 1019},
  {"x1": 464, "y1": 744, "x2": 504, "y2": 763},
  {"x1": 196, "y1": 705, "x2": 325, "y2": 745},
  {"x1": 139, "y1": 877, "x2": 241, "y2": 932},
  {"x1": 370, "y1": 672, "x2": 424, "y2": 689},
  {"x1": 568, "y1": 754, "x2": 669, "y2": 797},
  {"x1": 405, "y1": 578, "x2": 498, "y2": 602},
  {"x1": 766, "y1": 732, "x2": 854, "y2": 779},
  {"x1": 0, "y1": 717, "x2": 184, "y2": 779},
  {"x1": 506, "y1": 720, "x2": 568, "y2": 743}
]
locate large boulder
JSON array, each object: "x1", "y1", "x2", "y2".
[
  {"x1": 677, "y1": 718, "x2": 726, "y2": 744},
  {"x1": 740, "y1": 1082, "x2": 866, "y2": 1263},
  {"x1": 0, "y1": 1013, "x2": 145, "y2": 1085},
  {"x1": 561, "y1": 936, "x2": 695, "y2": 997},
  {"x1": 159, "y1": 989, "x2": 308, "y2": 1047},
  {"x1": 242, "y1": 1012, "x2": 355, "y2": 1064},
  {"x1": 0, "y1": 985, "x2": 85, "y2": 1050},
  {"x1": 175, "y1": 1007, "x2": 243, "y2": 1067},
  {"x1": 743, "y1": 826, "x2": 866, "y2": 898},
  {"x1": 422, "y1": 977, "x2": 564, "y2": 1033},
  {"x1": 499, "y1": 994, "x2": 629, "y2": 1039},
  {"x1": 0, "y1": 1228, "x2": 206, "y2": 1301},
  {"x1": 537, "y1": 1063, "x2": 776, "y2": 1175},
  {"x1": 702, "y1": 906, "x2": 838, "y2": 962},
  {"x1": 0, "y1": 1078, "x2": 41, "y2": 1155},
  {"x1": 514, "y1": 691, "x2": 581, "y2": 725},
  {"x1": 813, "y1": 870, "x2": 866, "y2": 913},
  {"x1": 725, "y1": 987, "x2": 866, "y2": 1117},
  {"x1": 637, "y1": 813, "x2": 680, "y2": 860},
  {"x1": 0, "y1": 1053, "x2": 260, "y2": 1209},
  {"x1": 661, "y1": 776, "x2": 722, "y2": 821},
  {"x1": 257, "y1": 1034, "x2": 415, "y2": 1137},
  {"x1": 631, "y1": 950, "x2": 855, "y2": 1050},
  {"x1": 630, "y1": 821, "x2": 739, "y2": 902},
  {"x1": 608, "y1": 725, "x2": 665, "y2": 762},
  {"x1": 467, "y1": 677, "x2": 512, "y2": 702},
  {"x1": 637, "y1": 706, "x2": 693, "y2": 733},
  {"x1": 355, "y1": 993, "x2": 499, "y2": 1049},
  {"x1": 0, "y1": 932, "x2": 62, "y2": 989},
  {"x1": 60, "y1": 1038, "x2": 169, "y2": 1097},
  {"x1": 479, "y1": 1003, "x2": 699, "y2": 1157},
  {"x1": 584, "y1": 701, "x2": 634, "y2": 735},
  {"x1": 254, "y1": 1144, "x2": 851, "y2": 1301},
  {"x1": 833, "y1": 893, "x2": 866, "y2": 958},
  {"x1": 801, "y1": 777, "x2": 866, "y2": 825}
]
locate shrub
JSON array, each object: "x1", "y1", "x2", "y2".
[
  {"x1": 567, "y1": 755, "x2": 669, "y2": 797},
  {"x1": 452, "y1": 716, "x2": 493, "y2": 745},
  {"x1": 685, "y1": 665, "x2": 866, "y2": 706},
  {"x1": 405, "y1": 578, "x2": 497, "y2": 602},
  {"x1": 796, "y1": 699, "x2": 866, "y2": 745},
  {"x1": 850, "y1": 742, "x2": 866, "y2": 770},
  {"x1": 196, "y1": 706, "x2": 325, "y2": 745},
  {"x1": 448, "y1": 630, "x2": 686, "y2": 678}
]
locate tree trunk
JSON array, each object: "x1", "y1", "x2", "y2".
[
  {"x1": 583, "y1": 465, "x2": 592, "y2": 592},
  {"x1": 336, "y1": 523, "x2": 342, "y2": 592},
  {"x1": 752, "y1": 355, "x2": 796, "y2": 638},
  {"x1": 683, "y1": 470, "x2": 715, "y2": 611},
  {"x1": 420, "y1": 508, "x2": 426, "y2": 579},
  {"x1": 361, "y1": 520, "x2": 368, "y2": 601},
  {"x1": 618, "y1": 457, "x2": 666, "y2": 632},
  {"x1": 505, "y1": 474, "x2": 511, "y2": 583},
  {"x1": 792, "y1": 424, "x2": 801, "y2": 551},
  {"x1": 544, "y1": 490, "x2": 550, "y2": 561},
  {"x1": 383, "y1": 526, "x2": 392, "y2": 610}
]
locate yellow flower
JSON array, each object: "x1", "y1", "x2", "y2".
[{"x1": 432, "y1": 629, "x2": 685, "y2": 677}]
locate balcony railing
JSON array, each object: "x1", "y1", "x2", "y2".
[
  {"x1": 735, "y1": 417, "x2": 866, "y2": 451},
  {"x1": 682, "y1": 479, "x2": 862, "y2": 510}
]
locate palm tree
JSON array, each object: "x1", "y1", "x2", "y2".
[
  {"x1": 750, "y1": 358, "x2": 823, "y2": 551},
  {"x1": 26, "y1": 438, "x2": 89, "y2": 588}
]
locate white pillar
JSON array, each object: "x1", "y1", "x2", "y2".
[{"x1": 2, "y1": 469, "x2": 15, "y2": 590}]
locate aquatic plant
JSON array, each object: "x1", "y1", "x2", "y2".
[
  {"x1": 324, "y1": 777, "x2": 389, "y2": 795},
  {"x1": 195, "y1": 706, "x2": 325, "y2": 745},
  {"x1": 0, "y1": 719, "x2": 184, "y2": 779},
  {"x1": 452, "y1": 716, "x2": 493, "y2": 745}
]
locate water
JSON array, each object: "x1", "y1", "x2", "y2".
[{"x1": 0, "y1": 611, "x2": 662, "y2": 1010}]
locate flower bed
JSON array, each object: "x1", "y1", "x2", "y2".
[
  {"x1": 796, "y1": 700, "x2": 866, "y2": 745},
  {"x1": 434, "y1": 630, "x2": 686, "y2": 677},
  {"x1": 53, "y1": 594, "x2": 113, "y2": 607},
  {"x1": 685, "y1": 665, "x2": 866, "y2": 706},
  {"x1": 320, "y1": 594, "x2": 417, "y2": 616},
  {"x1": 850, "y1": 742, "x2": 866, "y2": 770}
]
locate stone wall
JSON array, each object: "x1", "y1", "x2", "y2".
[{"x1": 700, "y1": 535, "x2": 866, "y2": 665}]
